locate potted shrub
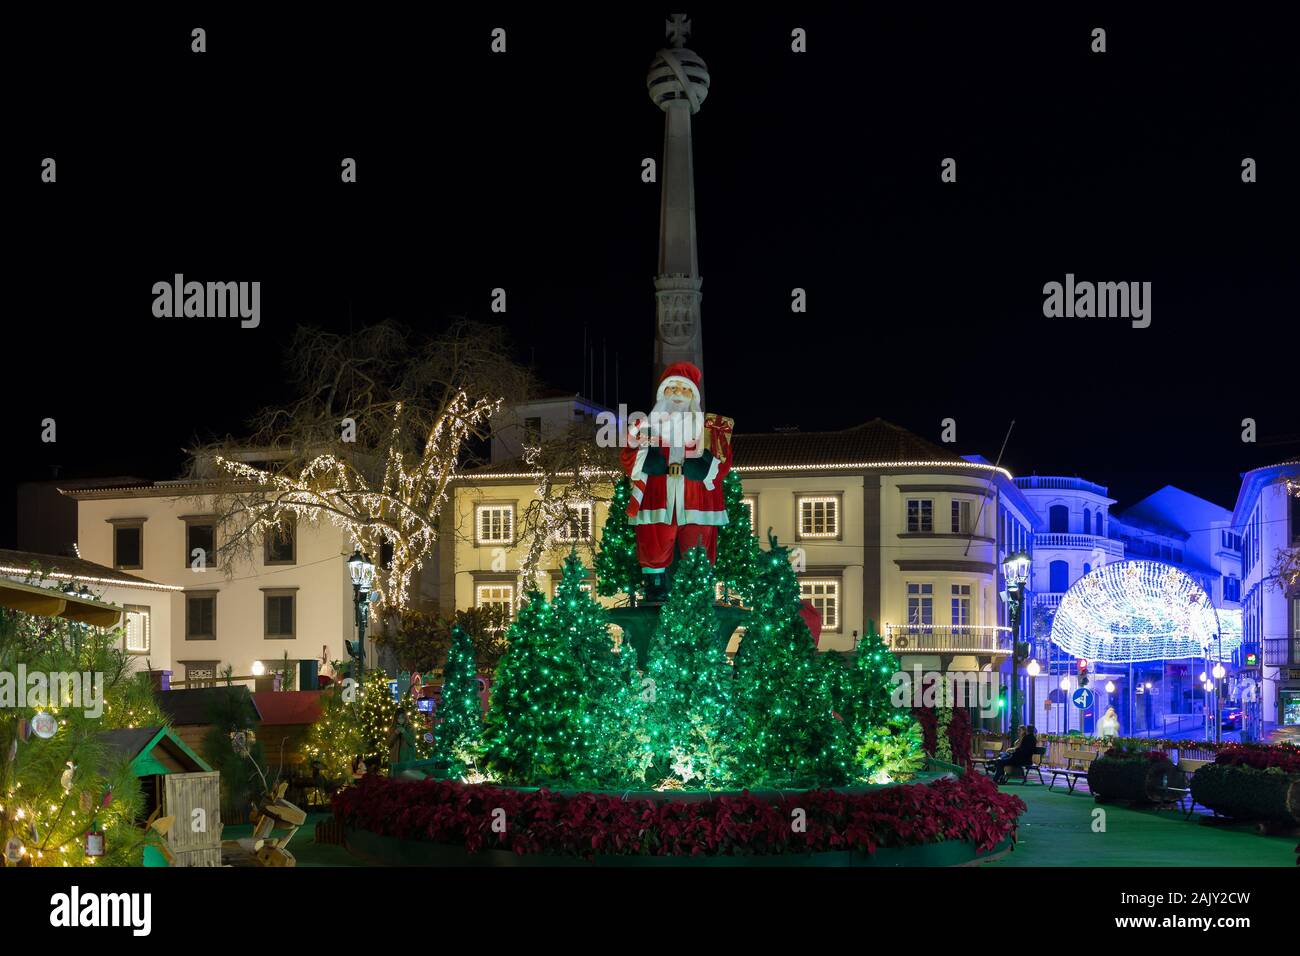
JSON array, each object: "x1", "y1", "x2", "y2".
[
  {"x1": 1087, "y1": 748, "x2": 1183, "y2": 805},
  {"x1": 1189, "y1": 745, "x2": 1300, "y2": 826}
]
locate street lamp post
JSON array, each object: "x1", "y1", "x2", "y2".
[
  {"x1": 1026, "y1": 658, "x2": 1040, "y2": 732},
  {"x1": 1001, "y1": 551, "x2": 1032, "y2": 740},
  {"x1": 346, "y1": 551, "x2": 376, "y2": 684}
]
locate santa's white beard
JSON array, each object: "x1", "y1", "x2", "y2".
[{"x1": 651, "y1": 395, "x2": 702, "y2": 448}]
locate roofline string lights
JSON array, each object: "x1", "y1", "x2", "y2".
[{"x1": 1048, "y1": 559, "x2": 1232, "y2": 664}]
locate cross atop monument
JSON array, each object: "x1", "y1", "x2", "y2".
[{"x1": 665, "y1": 14, "x2": 691, "y2": 48}]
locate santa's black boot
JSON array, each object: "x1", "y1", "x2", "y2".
[{"x1": 644, "y1": 573, "x2": 668, "y2": 603}]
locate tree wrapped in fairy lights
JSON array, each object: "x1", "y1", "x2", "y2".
[
  {"x1": 481, "y1": 594, "x2": 588, "y2": 785},
  {"x1": 594, "y1": 476, "x2": 642, "y2": 601},
  {"x1": 731, "y1": 533, "x2": 851, "y2": 787},
  {"x1": 714, "y1": 470, "x2": 761, "y2": 605},
  {"x1": 551, "y1": 550, "x2": 651, "y2": 786},
  {"x1": 434, "y1": 623, "x2": 482, "y2": 763},
  {"x1": 643, "y1": 546, "x2": 736, "y2": 788}
]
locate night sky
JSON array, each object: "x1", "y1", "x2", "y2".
[{"x1": 7, "y1": 7, "x2": 1297, "y2": 548}]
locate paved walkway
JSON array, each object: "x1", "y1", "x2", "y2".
[{"x1": 986, "y1": 783, "x2": 1297, "y2": 867}]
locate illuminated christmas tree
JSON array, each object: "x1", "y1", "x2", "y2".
[
  {"x1": 842, "y1": 620, "x2": 924, "y2": 782},
  {"x1": 594, "y1": 476, "x2": 642, "y2": 601},
  {"x1": 1, "y1": 614, "x2": 160, "y2": 867},
  {"x1": 644, "y1": 546, "x2": 735, "y2": 788},
  {"x1": 551, "y1": 550, "x2": 650, "y2": 786},
  {"x1": 435, "y1": 623, "x2": 482, "y2": 761},
  {"x1": 843, "y1": 619, "x2": 899, "y2": 741},
  {"x1": 481, "y1": 593, "x2": 587, "y2": 785},
  {"x1": 714, "y1": 470, "x2": 761, "y2": 604},
  {"x1": 732, "y1": 534, "x2": 851, "y2": 787}
]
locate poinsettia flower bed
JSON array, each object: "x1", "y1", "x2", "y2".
[
  {"x1": 1212, "y1": 743, "x2": 1300, "y2": 773},
  {"x1": 332, "y1": 771, "x2": 1025, "y2": 858}
]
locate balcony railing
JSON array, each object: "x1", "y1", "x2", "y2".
[
  {"x1": 1263, "y1": 638, "x2": 1300, "y2": 667},
  {"x1": 881, "y1": 624, "x2": 1013, "y2": 654},
  {"x1": 1033, "y1": 533, "x2": 1125, "y2": 557},
  {"x1": 1035, "y1": 592, "x2": 1065, "y2": 611},
  {"x1": 1014, "y1": 476, "x2": 1110, "y2": 497}
]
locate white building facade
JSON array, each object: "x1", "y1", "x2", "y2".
[
  {"x1": 1232, "y1": 459, "x2": 1300, "y2": 733},
  {"x1": 65, "y1": 480, "x2": 356, "y2": 684}
]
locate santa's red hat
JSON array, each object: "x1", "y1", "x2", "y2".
[{"x1": 656, "y1": 361, "x2": 702, "y2": 403}]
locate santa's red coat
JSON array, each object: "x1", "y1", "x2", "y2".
[{"x1": 619, "y1": 433, "x2": 733, "y2": 527}]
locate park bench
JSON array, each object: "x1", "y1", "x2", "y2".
[
  {"x1": 984, "y1": 746, "x2": 1046, "y2": 784},
  {"x1": 1044, "y1": 748, "x2": 1095, "y2": 794},
  {"x1": 1162, "y1": 757, "x2": 1211, "y2": 819}
]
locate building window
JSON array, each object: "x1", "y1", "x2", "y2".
[
  {"x1": 264, "y1": 519, "x2": 296, "y2": 565},
  {"x1": 1291, "y1": 495, "x2": 1300, "y2": 546},
  {"x1": 798, "y1": 496, "x2": 839, "y2": 539},
  {"x1": 1049, "y1": 560, "x2": 1070, "y2": 593},
  {"x1": 186, "y1": 591, "x2": 217, "y2": 641},
  {"x1": 123, "y1": 605, "x2": 151, "y2": 654},
  {"x1": 523, "y1": 416, "x2": 542, "y2": 445},
  {"x1": 1048, "y1": 505, "x2": 1069, "y2": 534},
  {"x1": 476, "y1": 504, "x2": 515, "y2": 545},
  {"x1": 951, "y1": 499, "x2": 972, "y2": 534},
  {"x1": 111, "y1": 521, "x2": 144, "y2": 570},
  {"x1": 951, "y1": 584, "x2": 971, "y2": 630},
  {"x1": 184, "y1": 519, "x2": 216, "y2": 570},
  {"x1": 1223, "y1": 576, "x2": 1240, "y2": 602},
  {"x1": 475, "y1": 583, "x2": 515, "y2": 622},
  {"x1": 907, "y1": 582, "x2": 933, "y2": 627},
  {"x1": 740, "y1": 496, "x2": 758, "y2": 534},
  {"x1": 800, "y1": 578, "x2": 840, "y2": 632},
  {"x1": 263, "y1": 589, "x2": 297, "y2": 640},
  {"x1": 556, "y1": 502, "x2": 593, "y2": 543},
  {"x1": 906, "y1": 499, "x2": 933, "y2": 533}
]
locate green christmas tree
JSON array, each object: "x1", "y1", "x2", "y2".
[
  {"x1": 731, "y1": 534, "x2": 852, "y2": 787},
  {"x1": 842, "y1": 619, "x2": 900, "y2": 742},
  {"x1": 435, "y1": 623, "x2": 482, "y2": 762},
  {"x1": 595, "y1": 476, "x2": 642, "y2": 601},
  {"x1": 0, "y1": 613, "x2": 161, "y2": 867},
  {"x1": 842, "y1": 621, "x2": 924, "y2": 783},
  {"x1": 644, "y1": 546, "x2": 735, "y2": 788},
  {"x1": 552, "y1": 550, "x2": 650, "y2": 786},
  {"x1": 481, "y1": 593, "x2": 587, "y2": 785},
  {"x1": 714, "y1": 470, "x2": 761, "y2": 604}
]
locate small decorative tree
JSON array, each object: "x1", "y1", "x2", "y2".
[
  {"x1": 714, "y1": 470, "x2": 761, "y2": 604},
  {"x1": 732, "y1": 533, "x2": 851, "y2": 787},
  {"x1": 481, "y1": 594, "x2": 587, "y2": 785},
  {"x1": 595, "y1": 476, "x2": 642, "y2": 602},
  {"x1": 435, "y1": 624, "x2": 482, "y2": 763},
  {"x1": 644, "y1": 547, "x2": 735, "y2": 788},
  {"x1": 551, "y1": 550, "x2": 650, "y2": 786}
]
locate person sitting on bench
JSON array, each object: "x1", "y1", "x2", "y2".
[{"x1": 990, "y1": 725, "x2": 1037, "y2": 783}]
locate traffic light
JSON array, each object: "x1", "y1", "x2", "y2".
[{"x1": 1077, "y1": 658, "x2": 1089, "y2": 687}]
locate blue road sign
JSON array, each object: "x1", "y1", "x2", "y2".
[{"x1": 1072, "y1": 687, "x2": 1095, "y2": 710}]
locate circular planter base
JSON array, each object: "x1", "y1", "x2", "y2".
[{"x1": 343, "y1": 826, "x2": 1013, "y2": 867}]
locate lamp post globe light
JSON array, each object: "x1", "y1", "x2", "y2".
[
  {"x1": 1001, "y1": 551, "x2": 1031, "y2": 740},
  {"x1": 347, "y1": 550, "x2": 377, "y2": 683}
]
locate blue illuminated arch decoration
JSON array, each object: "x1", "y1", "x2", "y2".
[{"x1": 1049, "y1": 560, "x2": 1229, "y2": 663}]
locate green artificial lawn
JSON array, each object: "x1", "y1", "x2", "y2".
[{"x1": 988, "y1": 783, "x2": 1297, "y2": 867}]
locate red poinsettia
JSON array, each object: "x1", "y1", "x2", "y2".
[{"x1": 332, "y1": 772, "x2": 1026, "y2": 859}]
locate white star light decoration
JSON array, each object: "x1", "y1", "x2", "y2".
[{"x1": 1049, "y1": 560, "x2": 1227, "y2": 663}]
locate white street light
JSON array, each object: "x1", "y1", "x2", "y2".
[
  {"x1": 1105, "y1": 680, "x2": 1116, "y2": 693},
  {"x1": 1059, "y1": 676, "x2": 1070, "y2": 690},
  {"x1": 1212, "y1": 663, "x2": 1226, "y2": 680},
  {"x1": 251, "y1": 660, "x2": 266, "y2": 676},
  {"x1": 1026, "y1": 659, "x2": 1040, "y2": 677}
]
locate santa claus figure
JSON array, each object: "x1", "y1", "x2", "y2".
[{"x1": 620, "y1": 362, "x2": 734, "y2": 600}]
